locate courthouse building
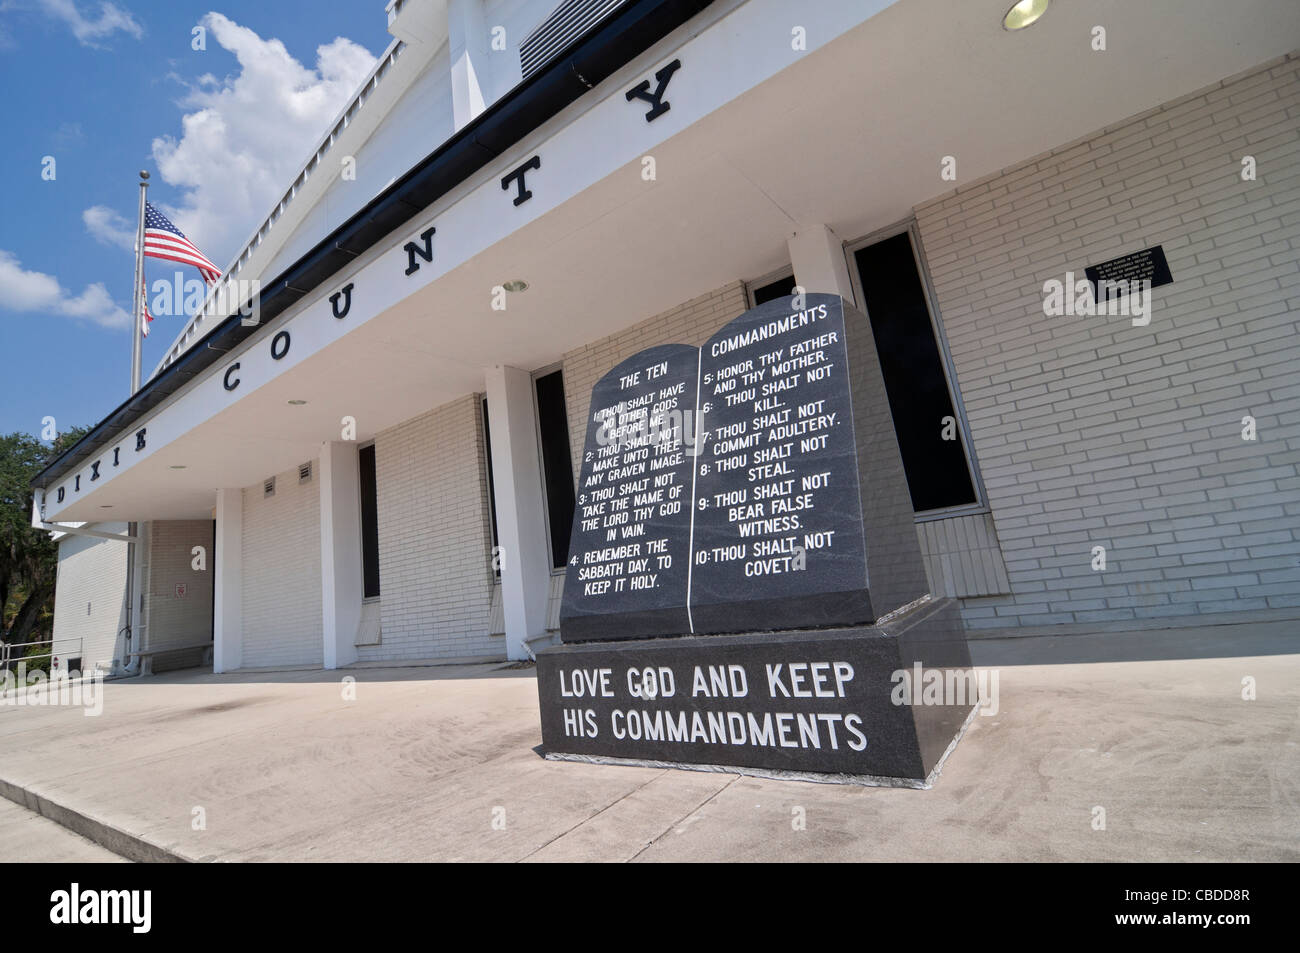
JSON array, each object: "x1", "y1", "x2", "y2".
[{"x1": 33, "y1": 0, "x2": 1300, "y2": 674}]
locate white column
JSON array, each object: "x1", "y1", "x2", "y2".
[
  {"x1": 213, "y1": 488, "x2": 242, "y2": 673},
  {"x1": 485, "y1": 365, "x2": 551, "y2": 660},
  {"x1": 319, "y1": 441, "x2": 362, "y2": 669},
  {"x1": 788, "y1": 224, "x2": 857, "y2": 303},
  {"x1": 448, "y1": 0, "x2": 489, "y2": 131},
  {"x1": 132, "y1": 522, "x2": 149, "y2": 654}
]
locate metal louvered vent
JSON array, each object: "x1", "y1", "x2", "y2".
[
  {"x1": 298, "y1": 462, "x2": 312, "y2": 484},
  {"x1": 263, "y1": 477, "x2": 276, "y2": 498},
  {"x1": 519, "y1": 0, "x2": 628, "y2": 80}
]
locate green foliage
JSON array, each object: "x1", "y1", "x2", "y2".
[
  {"x1": 20, "y1": 640, "x2": 52, "y2": 676},
  {"x1": 0, "y1": 433, "x2": 48, "y2": 547},
  {"x1": 0, "y1": 427, "x2": 90, "y2": 650}
]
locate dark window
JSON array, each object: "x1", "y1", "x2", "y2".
[
  {"x1": 535, "y1": 370, "x2": 577, "y2": 568},
  {"x1": 481, "y1": 398, "x2": 500, "y2": 569},
  {"x1": 358, "y1": 444, "x2": 381, "y2": 598},
  {"x1": 750, "y1": 272, "x2": 797, "y2": 306},
  {"x1": 853, "y1": 232, "x2": 977, "y2": 512}
]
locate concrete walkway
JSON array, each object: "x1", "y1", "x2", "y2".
[
  {"x1": 0, "y1": 621, "x2": 1297, "y2": 862},
  {"x1": 0, "y1": 798, "x2": 125, "y2": 862}
]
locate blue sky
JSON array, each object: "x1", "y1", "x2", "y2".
[{"x1": 0, "y1": 0, "x2": 394, "y2": 440}]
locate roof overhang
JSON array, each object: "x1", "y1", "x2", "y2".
[{"x1": 33, "y1": 0, "x2": 1300, "y2": 524}]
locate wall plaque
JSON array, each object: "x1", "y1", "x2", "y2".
[{"x1": 1084, "y1": 245, "x2": 1173, "y2": 299}]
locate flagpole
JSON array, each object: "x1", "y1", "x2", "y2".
[
  {"x1": 130, "y1": 170, "x2": 149, "y2": 395},
  {"x1": 124, "y1": 170, "x2": 149, "y2": 674}
]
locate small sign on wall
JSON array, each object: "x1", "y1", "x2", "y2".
[
  {"x1": 1084, "y1": 245, "x2": 1173, "y2": 300},
  {"x1": 175, "y1": 583, "x2": 186, "y2": 599}
]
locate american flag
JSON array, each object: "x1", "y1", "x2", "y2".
[
  {"x1": 143, "y1": 203, "x2": 221, "y2": 284},
  {"x1": 140, "y1": 277, "x2": 152, "y2": 338}
]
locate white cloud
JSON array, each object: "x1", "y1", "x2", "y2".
[
  {"x1": 0, "y1": 250, "x2": 130, "y2": 329},
  {"x1": 39, "y1": 0, "x2": 142, "y2": 47},
  {"x1": 83, "y1": 205, "x2": 135, "y2": 252},
  {"x1": 149, "y1": 13, "x2": 377, "y2": 270}
]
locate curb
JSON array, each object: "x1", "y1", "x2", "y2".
[{"x1": 0, "y1": 776, "x2": 192, "y2": 864}]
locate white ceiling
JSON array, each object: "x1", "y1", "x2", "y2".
[{"x1": 55, "y1": 0, "x2": 1300, "y2": 522}]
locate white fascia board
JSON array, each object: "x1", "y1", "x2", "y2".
[{"x1": 41, "y1": 0, "x2": 897, "y2": 521}]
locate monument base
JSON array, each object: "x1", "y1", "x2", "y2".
[{"x1": 536, "y1": 596, "x2": 979, "y2": 787}]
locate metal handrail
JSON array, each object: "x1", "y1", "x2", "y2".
[
  {"x1": 2, "y1": 637, "x2": 82, "y2": 651},
  {"x1": 0, "y1": 637, "x2": 83, "y2": 671}
]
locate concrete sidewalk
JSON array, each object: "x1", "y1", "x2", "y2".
[
  {"x1": 0, "y1": 622, "x2": 1297, "y2": 862},
  {"x1": 0, "y1": 798, "x2": 125, "y2": 862}
]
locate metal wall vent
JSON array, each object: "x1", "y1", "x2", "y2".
[
  {"x1": 298, "y1": 462, "x2": 313, "y2": 484},
  {"x1": 263, "y1": 477, "x2": 276, "y2": 498},
  {"x1": 519, "y1": 0, "x2": 627, "y2": 80}
]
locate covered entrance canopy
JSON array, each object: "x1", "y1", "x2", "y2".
[{"x1": 33, "y1": 0, "x2": 1298, "y2": 524}]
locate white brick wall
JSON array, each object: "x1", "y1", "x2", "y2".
[
  {"x1": 241, "y1": 464, "x2": 323, "y2": 667},
  {"x1": 914, "y1": 53, "x2": 1300, "y2": 630},
  {"x1": 143, "y1": 520, "x2": 213, "y2": 654},
  {"x1": 51, "y1": 526, "x2": 129, "y2": 671},
  {"x1": 365, "y1": 394, "x2": 500, "y2": 661}
]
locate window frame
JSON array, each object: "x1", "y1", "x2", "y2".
[
  {"x1": 480, "y1": 396, "x2": 502, "y2": 581},
  {"x1": 531, "y1": 363, "x2": 576, "y2": 575},
  {"x1": 357, "y1": 439, "x2": 381, "y2": 601},
  {"x1": 844, "y1": 219, "x2": 989, "y2": 522},
  {"x1": 744, "y1": 265, "x2": 797, "y2": 308}
]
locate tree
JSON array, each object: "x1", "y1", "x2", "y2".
[{"x1": 0, "y1": 427, "x2": 89, "y2": 658}]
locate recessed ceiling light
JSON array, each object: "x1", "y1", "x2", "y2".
[
  {"x1": 1003, "y1": 0, "x2": 1050, "y2": 30},
  {"x1": 169, "y1": 465, "x2": 187, "y2": 470},
  {"x1": 287, "y1": 399, "x2": 308, "y2": 405},
  {"x1": 502, "y1": 280, "x2": 528, "y2": 293}
]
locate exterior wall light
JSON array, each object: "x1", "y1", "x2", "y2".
[{"x1": 1003, "y1": 0, "x2": 1050, "y2": 30}]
